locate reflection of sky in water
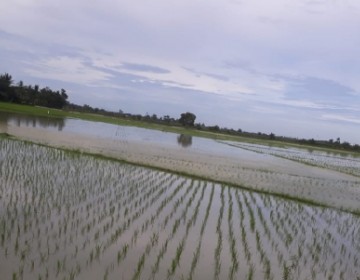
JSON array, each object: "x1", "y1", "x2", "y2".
[
  {"x1": 63, "y1": 118, "x2": 265, "y2": 158},
  {"x1": 1, "y1": 112, "x2": 271, "y2": 160}
]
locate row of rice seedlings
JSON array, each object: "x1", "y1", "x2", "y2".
[
  {"x1": 141, "y1": 178, "x2": 189, "y2": 233},
  {"x1": 224, "y1": 142, "x2": 360, "y2": 212},
  {"x1": 2, "y1": 139, "x2": 360, "y2": 279},
  {"x1": 228, "y1": 141, "x2": 360, "y2": 177},
  {"x1": 239, "y1": 191, "x2": 275, "y2": 279},
  {"x1": 0, "y1": 141, "x2": 174, "y2": 278},
  {"x1": 242, "y1": 193, "x2": 255, "y2": 233},
  {"x1": 2, "y1": 141, "x2": 181, "y2": 278},
  {"x1": 86, "y1": 163, "x2": 185, "y2": 275},
  {"x1": 0, "y1": 142, "x2": 80, "y2": 277},
  {"x1": 150, "y1": 181, "x2": 201, "y2": 279},
  {"x1": 250, "y1": 193, "x2": 294, "y2": 276},
  {"x1": 186, "y1": 184, "x2": 215, "y2": 280},
  {"x1": 75, "y1": 164, "x2": 162, "y2": 275},
  {"x1": 226, "y1": 188, "x2": 238, "y2": 279},
  {"x1": 139, "y1": 177, "x2": 185, "y2": 235},
  {"x1": 167, "y1": 183, "x2": 207, "y2": 278},
  {"x1": 128, "y1": 176, "x2": 176, "y2": 225},
  {"x1": 102, "y1": 174, "x2": 182, "y2": 250},
  {"x1": 98, "y1": 178, "x2": 185, "y2": 273},
  {"x1": 270, "y1": 203, "x2": 312, "y2": 276},
  {"x1": 130, "y1": 232, "x2": 159, "y2": 280},
  {"x1": 239, "y1": 187, "x2": 352, "y2": 278},
  {"x1": 125, "y1": 169, "x2": 166, "y2": 211},
  {"x1": 214, "y1": 187, "x2": 225, "y2": 280},
  {"x1": 84, "y1": 168, "x2": 169, "y2": 264},
  {"x1": 97, "y1": 178, "x2": 197, "y2": 280},
  {"x1": 235, "y1": 191, "x2": 252, "y2": 267},
  {"x1": 266, "y1": 192, "x2": 360, "y2": 279},
  {"x1": 162, "y1": 180, "x2": 195, "y2": 229}
]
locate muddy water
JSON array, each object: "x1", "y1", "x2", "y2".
[{"x1": 0, "y1": 139, "x2": 359, "y2": 280}]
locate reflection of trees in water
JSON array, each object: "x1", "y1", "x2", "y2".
[
  {"x1": 4, "y1": 114, "x2": 66, "y2": 131},
  {"x1": 177, "y1": 134, "x2": 192, "y2": 148}
]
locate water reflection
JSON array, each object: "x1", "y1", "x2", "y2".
[
  {"x1": 0, "y1": 112, "x2": 66, "y2": 131},
  {"x1": 177, "y1": 134, "x2": 192, "y2": 148}
]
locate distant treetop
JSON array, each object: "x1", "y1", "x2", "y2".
[{"x1": 179, "y1": 112, "x2": 196, "y2": 127}]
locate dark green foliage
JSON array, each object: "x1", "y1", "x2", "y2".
[
  {"x1": 179, "y1": 112, "x2": 196, "y2": 127},
  {"x1": 0, "y1": 72, "x2": 68, "y2": 108},
  {"x1": 0, "y1": 73, "x2": 15, "y2": 102}
]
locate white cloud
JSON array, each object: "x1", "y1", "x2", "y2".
[
  {"x1": 24, "y1": 56, "x2": 112, "y2": 85},
  {"x1": 321, "y1": 114, "x2": 360, "y2": 125}
]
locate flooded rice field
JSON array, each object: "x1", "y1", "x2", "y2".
[
  {"x1": 2, "y1": 112, "x2": 360, "y2": 213},
  {"x1": 224, "y1": 141, "x2": 360, "y2": 177},
  {"x1": 1, "y1": 139, "x2": 360, "y2": 280}
]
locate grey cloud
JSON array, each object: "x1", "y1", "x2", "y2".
[
  {"x1": 285, "y1": 77, "x2": 358, "y2": 104},
  {"x1": 182, "y1": 67, "x2": 229, "y2": 81},
  {"x1": 223, "y1": 59, "x2": 258, "y2": 74},
  {"x1": 120, "y1": 63, "x2": 170, "y2": 74},
  {"x1": 90, "y1": 64, "x2": 193, "y2": 90},
  {"x1": 156, "y1": 80, "x2": 194, "y2": 88}
]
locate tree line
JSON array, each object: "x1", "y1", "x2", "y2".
[
  {"x1": 0, "y1": 73, "x2": 68, "y2": 109},
  {"x1": 1, "y1": 72, "x2": 359, "y2": 152}
]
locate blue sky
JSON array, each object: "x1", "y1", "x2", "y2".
[{"x1": 1, "y1": 0, "x2": 360, "y2": 143}]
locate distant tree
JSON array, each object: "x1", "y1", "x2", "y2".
[
  {"x1": 151, "y1": 114, "x2": 158, "y2": 121},
  {"x1": 269, "y1": 133, "x2": 276, "y2": 140},
  {"x1": 0, "y1": 73, "x2": 13, "y2": 91},
  {"x1": 179, "y1": 112, "x2": 196, "y2": 126},
  {"x1": 163, "y1": 115, "x2": 171, "y2": 123},
  {"x1": 194, "y1": 123, "x2": 204, "y2": 130},
  {"x1": 208, "y1": 125, "x2": 220, "y2": 132},
  {"x1": 342, "y1": 142, "x2": 351, "y2": 149},
  {"x1": 0, "y1": 73, "x2": 15, "y2": 101},
  {"x1": 60, "y1": 88, "x2": 68, "y2": 100}
]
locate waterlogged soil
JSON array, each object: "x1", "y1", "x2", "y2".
[
  {"x1": 1, "y1": 114, "x2": 360, "y2": 213},
  {"x1": 0, "y1": 139, "x2": 359, "y2": 280}
]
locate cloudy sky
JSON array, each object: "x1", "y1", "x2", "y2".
[{"x1": 1, "y1": 0, "x2": 360, "y2": 143}]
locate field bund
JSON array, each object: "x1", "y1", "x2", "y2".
[{"x1": 3, "y1": 123, "x2": 360, "y2": 214}]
